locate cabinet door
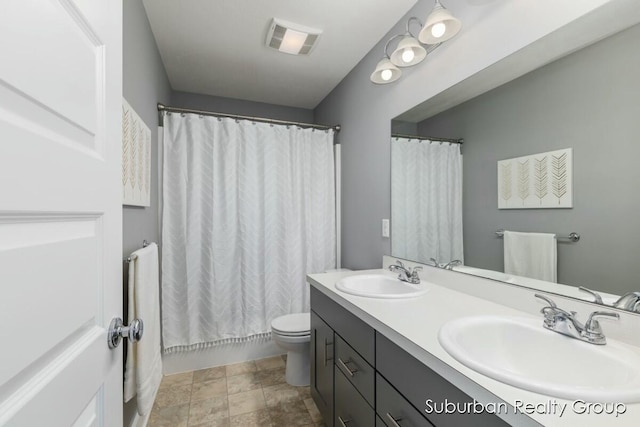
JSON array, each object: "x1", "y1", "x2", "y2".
[{"x1": 311, "y1": 310, "x2": 334, "y2": 426}]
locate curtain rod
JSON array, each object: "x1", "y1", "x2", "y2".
[
  {"x1": 392, "y1": 133, "x2": 463, "y2": 144},
  {"x1": 157, "y1": 103, "x2": 340, "y2": 132}
]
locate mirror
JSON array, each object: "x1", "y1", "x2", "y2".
[{"x1": 390, "y1": 22, "x2": 640, "y2": 311}]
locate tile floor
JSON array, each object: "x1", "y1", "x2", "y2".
[{"x1": 148, "y1": 355, "x2": 324, "y2": 427}]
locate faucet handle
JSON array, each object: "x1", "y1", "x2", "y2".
[
  {"x1": 579, "y1": 286, "x2": 604, "y2": 304},
  {"x1": 585, "y1": 311, "x2": 619, "y2": 330},
  {"x1": 411, "y1": 266, "x2": 422, "y2": 278},
  {"x1": 583, "y1": 311, "x2": 619, "y2": 344},
  {"x1": 535, "y1": 294, "x2": 560, "y2": 328},
  {"x1": 535, "y1": 294, "x2": 557, "y2": 308},
  {"x1": 389, "y1": 260, "x2": 404, "y2": 271}
]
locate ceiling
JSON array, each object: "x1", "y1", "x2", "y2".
[{"x1": 142, "y1": 0, "x2": 419, "y2": 109}]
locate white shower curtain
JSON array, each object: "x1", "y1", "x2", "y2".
[
  {"x1": 391, "y1": 137, "x2": 463, "y2": 264},
  {"x1": 161, "y1": 113, "x2": 336, "y2": 353}
]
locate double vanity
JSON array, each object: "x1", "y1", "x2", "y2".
[{"x1": 307, "y1": 257, "x2": 640, "y2": 426}]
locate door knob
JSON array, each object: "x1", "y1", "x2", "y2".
[{"x1": 108, "y1": 317, "x2": 143, "y2": 349}]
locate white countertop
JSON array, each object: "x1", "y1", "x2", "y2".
[{"x1": 307, "y1": 268, "x2": 640, "y2": 427}]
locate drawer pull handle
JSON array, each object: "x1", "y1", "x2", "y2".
[
  {"x1": 337, "y1": 357, "x2": 358, "y2": 377},
  {"x1": 386, "y1": 412, "x2": 403, "y2": 427},
  {"x1": 338, "y1": 416, "x2": 352, "y2": 426},
  {"x1": 323, "y1": 338, "x2": 333, "y2": 367}
]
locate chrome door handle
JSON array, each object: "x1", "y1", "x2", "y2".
[
  {"x1": 338, "y1": 416, "x2": 351, "y2": 427},
  {"x1": 108, "y1": 317, "x2": 143, "y2": 349},
  {"x1": 337, "y1": 357, "x2": 358, "y2": 377},
  {"x1": 324, "y1": 338, "x2": 333, "y2": 366},
  {"x1": 386, "y1": 412, "x2": 403, "y2": 427}
]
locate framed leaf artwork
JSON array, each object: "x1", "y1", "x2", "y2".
[
  {"x1": 498, "y1": 148, "x2": 572, "y2": 209},
  {"x1": 122, "y1": 99, "x2": 151, "y2": 207}
]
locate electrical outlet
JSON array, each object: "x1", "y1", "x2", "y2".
[{"x1": 382, "y1": 219, "x2": 390, "y2": 238}]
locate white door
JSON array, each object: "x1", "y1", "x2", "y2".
[{"x1": 0, "y1": 1, "x2": 123, "y2": 426}]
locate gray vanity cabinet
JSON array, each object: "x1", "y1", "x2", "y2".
[
  {"x1": 311, "y1": 287, "x2": 376, "y2": 427},
  {"x1": 310, "y1": 285, "x2": 514, "y2": 427},
  {"x1": 310, "y1": 310, "x2": 334, "y2": 425},
  {"x1": 311, "y1": 295, "x2": 376, "y2": 427}
]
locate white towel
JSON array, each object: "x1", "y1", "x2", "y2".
[
  {"x1": 124, "y1": 243, "x2": 163, "y2": 416},
  {"x1": 503, "y1": 231, "x2": 557, "y2": 283}
]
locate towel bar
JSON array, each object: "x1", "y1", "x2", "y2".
[
  {"x1": 495, "y1": 229, "x2": 580, "y2": 243},
  {"x1": 126, "y1": 240, "x2": 154, "y2": 262}
]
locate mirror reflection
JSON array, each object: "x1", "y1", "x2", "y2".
[
  {"x1": 391, "y1": 23, "x2": 640, "y2": 311},
  {"x1": 390, "y1": 135, "x2": 463, "y2": 266}
]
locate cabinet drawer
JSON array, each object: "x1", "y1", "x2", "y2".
[
  {"x1": 335, "y1": 334, "x2": 374, "y2": 406},
  {"x1": 311, "y1": 286, "x2": 375, "y2": 364},
  {"x1": 376, "y1": 333, "x2": 510, "y2": 427},
  {"x1": 334, "y1": 369, "x2": 375, "y2": 427},
  {"x1": 377, "y1": 374, "x2": 434, "y2": 427}
]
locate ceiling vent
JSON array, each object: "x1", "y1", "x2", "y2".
[{"x1": 266, "y1": 18, "x2": 322, "y2": 55}]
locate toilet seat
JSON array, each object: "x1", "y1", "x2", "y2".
[{"x1": 271, "y1": 313, "x2": 310, "y2": 336}]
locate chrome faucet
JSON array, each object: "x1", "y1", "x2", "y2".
[
  {"x1": 389, "y1": 260, "x2": 422, "y2": 284},
  {"x1": 578, "y1": 287, "x2": 640, "y2": 313},
  {"x1": 428, "y1": 258, "x2": 462, "y2": 270},
  {"x1": 442, "y1": 260, "x2": 462, "y2": 270},
  {"x1": 612, "y1": 292, "x2": 640, "y2": 312},
  {"x1": 535, "y1": 294, "x2": 619, "y2": 345}
]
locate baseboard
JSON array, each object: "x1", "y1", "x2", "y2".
[
  {"x1": 128, "y1": 410, "x2": 151, "y2": 427},
  {"x1": 162, "y1": 336, "x2": 283, "y2": 375}
]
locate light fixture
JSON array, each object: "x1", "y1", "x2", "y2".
[
  {"x1": 266, "y1": 18, "x2": 322, "y2": 55},
  {"x1": 390, "y1": 17, "x2": 427, "y2": 67},
  {"x1": 419, "y1": 0, "x2": 462, "y2": 44},
  {"x1": 370, "y1": 2, "x2": 462, "y2": 85},
  {"x1": 370, "y1": 55, "x2": 402, "y2": 84}
]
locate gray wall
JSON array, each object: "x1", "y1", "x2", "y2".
[
  {"x1": 122, "y1": 0, "x2": 171, "y2": 423},
  {"x1": 123, "y1": 0, "x2": 171, "y2": 258},
  {"x1": 315, "y1": 0, "x2": 453, "y2": 269},
  {"x1": 171, "y1": 91, "x2": 314, "y2": 123},
  {"x1": 391, "y1": 120, "x2": 418, "y2": 135},
  {"x1": 416, "y1": 24, "x2": 640, "y2": 294}
]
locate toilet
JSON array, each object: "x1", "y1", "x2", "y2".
[{"x1": 271, "y1": 312, "x2": 311, "y2": 386}]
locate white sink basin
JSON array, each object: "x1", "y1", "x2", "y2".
[
  {"x1": 438, "y1": 315, "x2": 640, "y2": 403},
  {"x1": 335, "y1": 274, "x2": 428, "y2": 298}
]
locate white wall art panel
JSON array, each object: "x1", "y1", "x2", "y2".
[
  {"x1": 122, "y1": 99, "x2": 151, "y2": 207},
  {"x1": 498, "y1": 148, "x2": 572, "y2": 209}
]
